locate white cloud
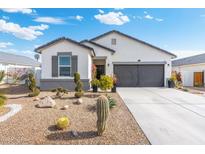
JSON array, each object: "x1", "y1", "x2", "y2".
[
  {"x1": 94, "y1": 11, "x2": 130, "y2": 25},
  {"x1": 99, "y1": 9, "x2": 104, "y2": 14},
  {"x1": 34, "y1": 17, "x2": 65, "y2": 24},
  {"x1": 2, "y1": 16, "x2": 9, "y2": 20},
  {"x1": 155, "y1": 18, "x2": 164, "y2": 22},
  {"x1": 171, "y1": 50, "x2": 205, "y2": 59},
  {"x1": 114, "y1": 8, "x2": 124, "y2": 10},
  {"x1": 75, "y1": 15, "x2": 83, "y2": 21},
  {"x1": 1, "y1": 8, "x2": 33, "y2": 14},
  {"x1": 0, "y1": 19, "x2": 49, "y2": 40},
  {"x1": 144, "y1": 11, "x2": 148, "y2": 14},
  {"x1": 0, "y1": 42, "x2": 13, "y2": 48},
  {"x1": 144, "y1": 14, "x2": 154, "y2": 19}
]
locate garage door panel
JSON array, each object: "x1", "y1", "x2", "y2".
[
  {"x1": 138, "y1": 65, "x2": 164, "y2": 87},
  {"x1": 114, "y1": 65, "x2": 138, "y2": 87},
  {"x1": 114, "y1": 64, "x2": 164, "y2": 87}
]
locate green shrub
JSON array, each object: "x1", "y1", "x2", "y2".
[
  {"x1": 51, "y1": 87, "x2": 68, "y2": 98},
  {"x1": 74, "y1": 91, "x2": 84, "y2": 98},
  {"x1": 99, "y1": 75, "x2": 113, "y2": 91},
  {"x1": 56, "y1": 116, "x2": 70, "y2": 130},
  {"x1": 74, "y1": 72, "x2": 80, "y2": 84},
  {"x1": 75, "y1": 80, "x2": 83, "y2": 92},
  {"x1": 91, "y1": 78, "x2": 100, "y2": 87},
  {"x1": 28, "y1": 88, "x2": 40, "y2": 97},
  {"x1": 73, "y1": 72, "x2": 84, "y2": 97},
  {"x1": 28, "y1": 73, "x2": 36, "y2": 91},
  {"x1": 0, "y1": 71, "x2": 5, "y2": 82},
  {"x1": 0, "y1": 93, "x2": 7, "y2": 107},
  {"x1": 107, "y1": 95, "x2": 117, "y2": 109}
]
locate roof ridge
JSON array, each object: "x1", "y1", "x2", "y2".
[{"x1": 81, "y1": 40, "x2": 115, "y2": 53}]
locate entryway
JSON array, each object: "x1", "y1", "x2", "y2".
[{"x1": 93, "y1": 58, "x2": 106, "y2": 79}]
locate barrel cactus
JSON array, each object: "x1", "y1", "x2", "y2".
[
  {"x1": 56, "y1": 116, "x2": 70, "y2": 130},
  {"x1": 96, "y1": 95, "x2": 109, "y2": 136}
]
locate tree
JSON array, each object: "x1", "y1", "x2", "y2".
[{"x1": 34, "y1": 54, "x2": 40, "y2": 61}]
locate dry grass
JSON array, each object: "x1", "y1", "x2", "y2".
[{"x1": 0, "y1": 84, "x2": 149, "y2": 145}]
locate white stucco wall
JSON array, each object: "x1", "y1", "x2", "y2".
[
  {"x1": 81, "y1": 42, "x2": 113, "y2": 75},
  {"x1": 92, "y1": 32, "x2": 174, "y2": 86},
  {"x1": 41, "y1": 40, "x2": 92, "y2": 79},
  {"x1": 172, "y1": 63, "x2": 205, "y2": 87}
]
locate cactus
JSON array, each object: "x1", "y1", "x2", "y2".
[{"x1": 96, "y1": 95, "x2": 109, "y2": 136}]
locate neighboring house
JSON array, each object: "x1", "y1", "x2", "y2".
[
  {"x1": 35, "y1": 30, "x2": 176, "y2": 90},
  {"x1": 0, "y1": 52, "x2": 41, "y2": 85},
  {"x1": 172, "y1": 53, "x2": 205, "y2": 87}
]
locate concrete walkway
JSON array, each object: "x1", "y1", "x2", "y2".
[{"x1": 117, "y1": 88, "x2": 205, "y2": 145}]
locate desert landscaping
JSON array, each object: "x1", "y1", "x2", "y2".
[{"x1": 0, "y1": 84, "x2": 149, "y2": 144}]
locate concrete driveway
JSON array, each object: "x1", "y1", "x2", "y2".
[{"x1": 117, "y1": 88, "x2": 205, "y2": 145}]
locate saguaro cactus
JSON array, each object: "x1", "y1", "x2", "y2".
[{"x1": 96, "y1": 95, "x2": 109, "y2": 136}]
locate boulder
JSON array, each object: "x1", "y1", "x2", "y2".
[
  {"x1": 76, "y1": 98, "x2": 83, "y2": 104},
  {"x1": 71, "y1": 130, "x2": 78, "y2": 137},
  {"x1": 61, "y1": 105, "x2": 69, "y2": 110},
  {"x1": 36, "y1": 96, "x2": 56, "y2": 108},
  {"x1": 34, "y1": 97, "x2": 40, "y2": 101}
]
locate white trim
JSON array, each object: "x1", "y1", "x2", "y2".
[{"x1": 58, "y1": 55, "x2": 72, "y2": 77}]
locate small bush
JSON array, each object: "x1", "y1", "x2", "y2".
[
  {"x1": 75, "y1": 80, "x2": 83, "y2": 92},
  {"x1": 182, "y1": 88, "x2": 189, "y2": 92},
  {"x1": 73, "y1": 72, "x2": 84, "y2": 97},
  {"x1": 0, "y1": 94, "x2": 7, "y2": 107},
  {"x1": 0, "y1": 71, "x2": 5, "y2": 82},
  {"x1": 99, "y1": 75, "x2": 113, "y2": 91},
  {"x1": 28, "y1": 73, "x2": 36, "y2": 91},
  {"x1": 91, "y1": 78, "x2": 100, "y2": 87},
  {"x1": 56, "y1": 116, "x2": 70, "y2": 130},
  {"x1": 74, "y1": 72, "x2": 80, "y2": 84},
  {"x1": 51, "y1": 87, "x2": 68, "y2": 98},
  {"x1": 75, "y1": 91, "x2": 84, "y2": 98},
  {"x1": 28, "y1": 88, "x2": 40, "y2": 97},
  {"x1": 107, "y1": 95, "x2": 117, "y2": 109}
]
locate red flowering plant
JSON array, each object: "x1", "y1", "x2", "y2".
[
  {"x1": 112, "y1": 74, "x2": 117, "y2": 86},
  {"x1": 91, "y1": 64, "x2": 97, "y2": 79}
]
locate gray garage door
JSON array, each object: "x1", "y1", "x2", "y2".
[{"x1": 114, "y1": 64, "x2": 164, "y2": 87}]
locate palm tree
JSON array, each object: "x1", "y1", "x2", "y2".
[{"x1": 34, "y1": 54, "x2": 40, "y2": 61}]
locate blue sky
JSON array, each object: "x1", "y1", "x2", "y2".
[{"x1": 0, "y1": 8, "x2": 205, "y2": 59}]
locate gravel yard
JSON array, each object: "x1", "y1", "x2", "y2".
[{"x1": 0, "y1": 84, "x2": 149, "y2": 145}]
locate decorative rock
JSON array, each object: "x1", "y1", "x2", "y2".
[
  {"x1": 36, "y1": 96, "x2": 56, "y2": 108},
  {"x1": 71, "y1": 130, "x2": 78, "y2": 137},
  {"x1": 61, "y1": 105, "x2": 69, "y2": 110},
  {"x1": 34, "y1": 97, "x2": 40, "y2": 101},
  {"x1": 76, "y1": 98, "x2": 83, "y2": 104}
]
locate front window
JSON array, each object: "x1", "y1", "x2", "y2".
[{"x1": 59, "y1": 56, "x2": 71, "y2": 76}]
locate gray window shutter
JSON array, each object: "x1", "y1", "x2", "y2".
[
  {"x1": 52, "y1": 56, "x2": 58, "y2": 77},
  {"x1": 71, "y1": 55, "x2": 78, "y2": 76}
]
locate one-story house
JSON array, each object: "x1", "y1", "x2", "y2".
[
  {"x1": 172, "y1": 53, "x2": 205, "y2": 87},
  {"x1": 35, "y1": 30, "x2": 176, "y2": 90},
  {"x1": 0, "y1": 51, "x2": 41, "y2": 85}
]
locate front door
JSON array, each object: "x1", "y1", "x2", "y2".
[
  {"x1": 194, "y1": 72, "x2": 204, "y2": 87},
  {"x1": 96, "y1": 65, "x2": 105, "y2": 79}
]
